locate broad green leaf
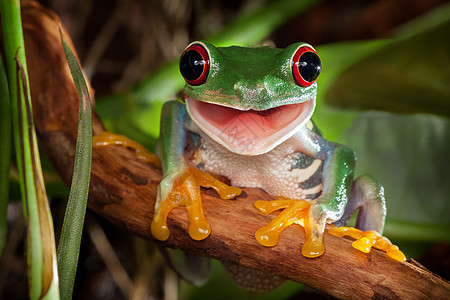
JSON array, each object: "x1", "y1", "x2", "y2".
[
  {"x1": 0, "y1": 50, "x2": 11, "y2": 259},
  {"x1": 0, "y1": 1, "x2": 60, "y2": 299},
  {"x1": 324, "y1": 3, "x2": 450, "y2": 117},
  {"x1": 314, "y1": 40, "x2": 390, "y2": 140},
  {"x1": 57, "y1": 25, "x2": 92, "y2": 300},
  {"x1": 340, "y1": 112, "x2": 450, "y2": 242},
  {"x1": 208, "y1": 0, "x2": 319, "y2": 47}
]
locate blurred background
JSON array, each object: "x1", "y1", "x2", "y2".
[{"x1": 2, "y1": 0, "x2": 449, "y2": 299}]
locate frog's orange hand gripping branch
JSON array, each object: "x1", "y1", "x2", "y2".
[
  {"x1": 328, "y1": 226, "x2": 406, "y2": 262},
  {"x1": 255, "y1": 198, "x2": 406, "y2": 262},
  {"x1": 150, "y1": 164, "x2": 241, "y2": 241},
  {"x1": 94, "y1": 132, "x2": 241, "y2": 241}
]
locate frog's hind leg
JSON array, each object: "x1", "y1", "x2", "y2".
[
  {"x1": 333, "y1": 174, "x2": 386, "y2": 233},
  {"x1": 329, "y1": 175, "x2": 406, "y2": 261}
]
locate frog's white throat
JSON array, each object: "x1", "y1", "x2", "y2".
[{"x1": 186, "y1": 97, "x2": 315, "y2": 156}]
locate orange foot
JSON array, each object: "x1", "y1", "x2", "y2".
[
  {"x1": 93, "y1": 131, "x2": 161, "y2": 167},
  {"x1": 254, "y1": 198, "x2": 325, "y2": 258},
  {"x1": 92, "y1": 131, "x2": 241, "y2": 241},
  {"x1": 328, "y1": 226, "x2": 406, "y2": 262},
  {"x1": 151, "y1": 164, "x2": 242, "y2": 241}
]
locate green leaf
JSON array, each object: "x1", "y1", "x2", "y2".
[
  {"x1": 208, "y1": 0, "x2": 320, "y2": 47},
  {"x1": 0, "y1": 1, "x2": 60, "y2": 298},
  {"x1": 339, "y1": 112, "x2": 450, "y2": 242},
  {"x1": 16, "y1": 33, "x2": 60, "y2": 300},
  {"x1": 324, "y1": 3, "x2": 450, "y2": 116},
  {"x1": 313, "y1": 40, "x2": 390, "y2": 140},
  {"x1": 56, "y1": 25, "x2": 92, "y2": 300}
]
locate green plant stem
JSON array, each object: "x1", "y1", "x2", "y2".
[
  {"x1": 1, "y1": 0, "x2": 29, "y2": 190},
  {"x1": 0, "y1": 2, "x2": 43, "y2": 298}
]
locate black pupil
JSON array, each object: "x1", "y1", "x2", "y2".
[
  {"x1": 180, "y1": 49, "x2": 205, "y2": 82},
  {"x1": 298, "y1": 52, "x2": 321, "y2": 82}
]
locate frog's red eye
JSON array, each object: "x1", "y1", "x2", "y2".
[
  {"x1": 292, "y1": 46, "x2": 321, "y2": 87},
  {"x1": 179, "y1": 43, "x2": 210, "y2": 86}
]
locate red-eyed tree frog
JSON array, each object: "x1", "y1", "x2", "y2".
[{"x1": 94, "y1": 41, "x2": 405, "y2": 263}]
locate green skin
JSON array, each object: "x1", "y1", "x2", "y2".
[
  {"x1": 155, "y1": 41, "x2": 386, "y2": 256},
  {"x1": 184, "y1": 42, "x2": 316, "y2": 110}
]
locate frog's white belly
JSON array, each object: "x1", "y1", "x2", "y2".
[{"x1": 190, "y1": 132, "x2": 323, "y2": 199}]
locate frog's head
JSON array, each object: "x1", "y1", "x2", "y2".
[{"x1": 179, "y1": 40, "x2": 321, "y2": 155}]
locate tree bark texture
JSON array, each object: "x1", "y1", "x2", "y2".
[{"x1": 18, "y1": 2, "x2": 450, "y2": 299}]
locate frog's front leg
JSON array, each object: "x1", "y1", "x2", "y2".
[
  {"x1": 152, "y1": 162, "x2": 241, "y2": 241},
  {"x1": 255, "y1": 139, "x2": 356, "y2": 258},
  {"x1": 153, "y1": 101, "x2": 241, "y2": 241}
]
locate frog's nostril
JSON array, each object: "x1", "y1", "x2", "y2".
[{"x1": 235, "y1": 81, "x2": 266, "y2": 95}]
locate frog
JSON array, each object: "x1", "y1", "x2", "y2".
[{"x1": 94, "y1": 40, "x2": 405, "y2": 262}]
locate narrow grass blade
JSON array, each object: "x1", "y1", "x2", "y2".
[
  {"x1": 56, "y1": 25, "x2": 92, "y2": 300},
  {"x1": 16, "y1": 41, "x2": 60, "y2": 300},
  {"x1": 0, "y1": 1, "x2": 60, "y2": 298}
]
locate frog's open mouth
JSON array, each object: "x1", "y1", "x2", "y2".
[{"x1": 186, "y1": 97, "x2": 315, "y2": 155}]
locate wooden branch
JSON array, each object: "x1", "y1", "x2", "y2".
[{"x1": 21, "y1": 2, "x2": 449, "y2": 299}]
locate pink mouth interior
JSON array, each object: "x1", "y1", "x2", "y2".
[{"x1": 186, "y1": 98, "x2": 313, "y2": 155}]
